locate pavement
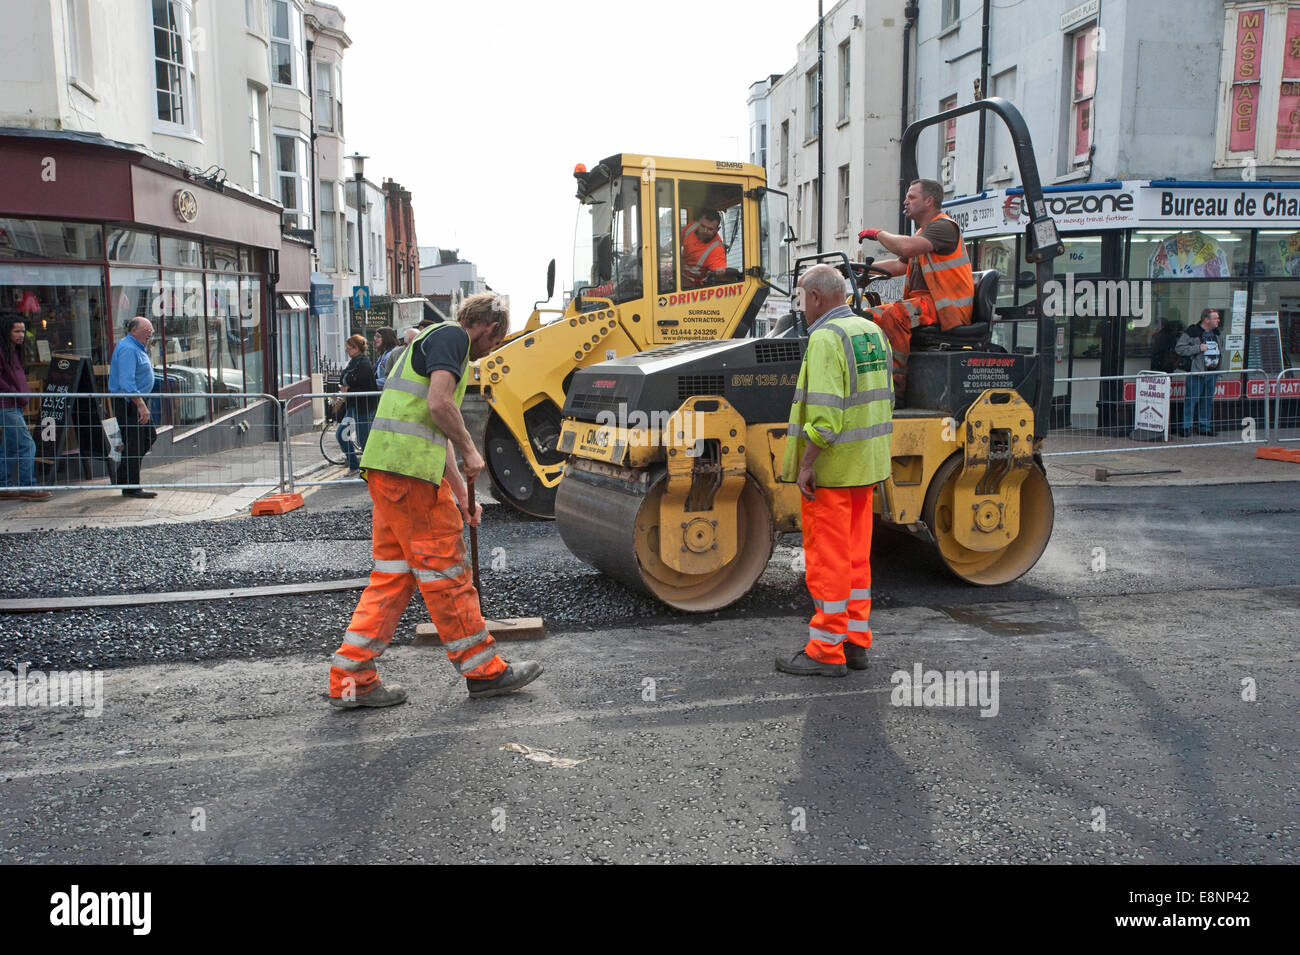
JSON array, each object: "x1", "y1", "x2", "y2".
[{"x1": 0, "y1": 430, "x2": 355, "y2": 533}]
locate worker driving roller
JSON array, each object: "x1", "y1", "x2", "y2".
[
  {"x1": 681, "y1": 209, "x2": 727, "y2": 288},
  {"x1": 858, "y1": 177, "x2": 975, "y2": 389}
]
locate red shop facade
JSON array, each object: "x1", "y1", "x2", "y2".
[{"x1": 0, "y1": 128, "x2": 315, "y2": 462}]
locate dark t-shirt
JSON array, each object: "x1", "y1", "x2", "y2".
[
  {"x1": 410, "y1": 322, "x2": 470, "y2": 381},
  {"x1": 905, "y1": 217, "x2": 961, "y2": 292}
]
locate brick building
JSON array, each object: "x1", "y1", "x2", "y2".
[{"x1": 383, "y1": 180, "x2": 419, "y2": 295}]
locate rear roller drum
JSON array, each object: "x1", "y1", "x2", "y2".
[
  {"x1": 556, "y1": 468, "x2": 775, "y2": 612},
  {"x1": 922, "y1": 453, "x2": 1054, "y2": 585}
]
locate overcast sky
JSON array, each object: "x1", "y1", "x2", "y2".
[{"x1": 341, "y1": 0, "x2": 818, "y2": 314}]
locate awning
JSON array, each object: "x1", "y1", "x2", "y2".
[{"x1": 278, "y1": 293, "x2": 309, "y2": 310}]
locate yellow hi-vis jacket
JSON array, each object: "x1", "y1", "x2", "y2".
[
  {"x1": 361, "y1": 323, "x2": 470, "y2": 485},
  {"x1": 782, "y1": 304, "x2": 894, "y2": 488}
]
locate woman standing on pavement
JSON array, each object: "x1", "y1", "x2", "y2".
[
  {"x1": 372, "y1": 326, "x2": 399, "y2": 388},
  {"x1": 338, "y1": 334, "x2": 379, "y2": 473},
  {"x1": 0, "y1": 315, "x2": 51, "y2": 501}
]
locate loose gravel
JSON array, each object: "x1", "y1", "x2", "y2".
[{"x1": 0, "y1": 503, "x2": 811, "y2": 672}]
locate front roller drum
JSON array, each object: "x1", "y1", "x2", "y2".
[
  {"x1": 922, "y1": 453, "x2": 1055, "y2": 585},
  {"x1": 556, "y1": 464, "x2": 775, "y2": 612}
]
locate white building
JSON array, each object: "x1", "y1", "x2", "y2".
[
  {"x1": 419, "y1": 247, "x2": 489, "y2": 317},
  {"x1": 748, "y1": 0, "x2": 907, "y2": 264}
]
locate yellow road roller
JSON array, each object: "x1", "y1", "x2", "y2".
[
  {"x1": 471, "y1": 153, "x2": 791, "y2": 518},
  {"x1": 552, "y1": 99, "x2": 1066, "y2": 609}
]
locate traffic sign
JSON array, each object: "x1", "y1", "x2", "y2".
[{"x1": 352, "y1": 285, "x2": 370, "y2": 310}]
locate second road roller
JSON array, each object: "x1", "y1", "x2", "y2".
[{"x1": 553, "y1": 99, "x2": 1067, "y2": 610}]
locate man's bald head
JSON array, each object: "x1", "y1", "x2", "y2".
[{"x1": 797, "y1": 265, "x2": 848, "y2": 325}]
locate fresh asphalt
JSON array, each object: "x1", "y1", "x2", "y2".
[{"x1": 0, "y1": 480, "x2": 1296, "y2": 862}]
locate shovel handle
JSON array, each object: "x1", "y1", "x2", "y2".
[{"x1": 468, "y1": 479, "x2": 481, "y2": 593}]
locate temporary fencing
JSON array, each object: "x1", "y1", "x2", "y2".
[{"x1": 1041, "y1": 369, "x2": 1272, "y2": 456}]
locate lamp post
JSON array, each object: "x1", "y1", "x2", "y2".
[{"x1": 348, "y1": 151, "x2": 368, "y2": 334}]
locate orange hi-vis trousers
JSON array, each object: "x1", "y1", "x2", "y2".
[
  {"x1": 865, "y1": 291, "x2": 937, "y2": 390},
  {"x1": 329, "y1": 469, "x2": 507, "y2": 700},
  {"x1": 801, "y1": 484, "x2": 874, "y2": 665}
]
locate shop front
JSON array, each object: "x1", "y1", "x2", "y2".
[
  {"x1": 0, "y1": 129, "x2": 291, "y2": 471},
  {"x1": 951, "y1": 179, "x2": 1300, "y2": 432}
]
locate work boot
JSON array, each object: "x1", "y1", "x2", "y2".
[
  {"x1": 844, "y1": 643, "x2": 869, "y2": 670},
  {"x1": 466, "y1": 660, "x2": 543, "y2": 699},
  {"x1": 775, "y1": 650, "x2": 847, "y2": 677},
  {"x1": 18, "y1": 489, "x2": 52, "y2": 501},
  {"x1": 329, "y1": 681, "x2": 408, "y2": 709}
]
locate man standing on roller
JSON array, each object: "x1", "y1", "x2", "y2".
[
  {"x1": 327, "y1": 292, "x2": 543, "y2": 708},
  {"x1": 858, "y1": 178, "x2": 974, "y2": 390}
]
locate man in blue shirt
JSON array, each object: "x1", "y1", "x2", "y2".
[{"x1": 108, "y1": 317, "x2": 158, "y2": 498}]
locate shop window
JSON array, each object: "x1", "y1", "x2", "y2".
[
  {"x1": 0, "y1": 220, "x2": 103, "y2": 261},
  {"x1": 270, "y1": 0, "x2": 306, "y2": 92},
  {"x1": 1123, "y1": 280, "x2": 1244, "y2": 378},
  {"x1": 240, "y1": 276, "x2": 265, "y2": 398},
  {"x1": 204, "y1": 243, "x2": 238, "y2": 272},
  {"x1": 1253, "y1": 229, "x2": 1300, "y2": 277},
  {"x1": 1128, "y1": 230, "x2": 1252, "y2": 279},
  {"x1": 1, "y1": 264, "x2": 108, "y2": 395},
  {"x1": 206, "y1": 274, "x2": 247, "y2": 412},
  {"x1": 1240, "y1": 280, "x2": 1300, "y2": 370},
  {"x1": 1068, "y1": 24, "x2": 1098, "y2": 167},
  {"x1": 157, "y1": 269, "x2": 210, "y2": 429},
  {"x1": 152, "y1": 0, "x2": 198, "y2": 135},
  {"x1": 161, "y1": 236, "x2": 201, "y2": 269},
  {"x1": 107, "y1": 228, "x2": 159, "y2": 264}
]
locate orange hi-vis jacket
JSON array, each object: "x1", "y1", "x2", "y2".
[
  {"x1": 900, "y1": 212, "x2": 975, "y2": 331},
  {"x1": 681, "y1": 221, "x2": 726, "y2": 286}
]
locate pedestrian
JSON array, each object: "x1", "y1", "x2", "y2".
[
  {"x1": 1175, "y1": 307, "x2": 1222, "y2": 436},
  {"x1": 337, "y1": 334, "x2": 378, "y2": 473},
  {"x1": 0, "y1": 315, "x2": 51, "y2": 501},
  {"x1": 327, "y1": 292, "x2": 542, "y2": 708},
  {"x1": 108, "y1": 316, "x2": 159, "y2": 499},
  {"x1": 1148, "y1": 319, "x2": 1177, "y2": 373},
  {"x1": 372, "y1": 326, "x2": 399, "y2": 388},
  {"x1": 777, "y1": 265, "x2": 894, "y2": 677}
]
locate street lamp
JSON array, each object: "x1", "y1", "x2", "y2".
[{"x1": 347, "y1": 152, "x2": 368, "y2": 290}]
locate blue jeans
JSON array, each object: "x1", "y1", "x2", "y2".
[
  {"x1": 337, "y1": 412, "x2": 373, "y2": 470},
  {"x1": 1, "y1": 407, "x2": 36, "y2": 487},
  {"x1": 1183, "y1": 373, "x2": 1217, "y2": 433}
]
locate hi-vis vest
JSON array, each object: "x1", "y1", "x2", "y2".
[
  {"x1": 681, "y1": 221, "x2": 725, "y2": 285},
  {"x1": 782, "y1": 307, "x2": 894, "y2": 488},
  {"x1": 901, "y1": 212, "x2": 975, "y2": 331},
  {"x1": 360, "y1": 323, "x2": 469, "y2": 485}
]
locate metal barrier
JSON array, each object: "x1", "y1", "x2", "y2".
[
  {"x1": 1042, "y1": 369, "x2": 1271, "y2": 456},
  {"x1": 279, "y1": 390, "x2": 383, "y2": 493},
  {"x1": 1274, "y1": 367, "x2": 1300, "y2": 444},
  {"x1": 1, "y1": 390, "x2": 284, "y2": 493}
]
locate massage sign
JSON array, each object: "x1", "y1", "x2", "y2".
[{"x1": 1230, "y1": 7, "x2": 1300, "y2": 152}]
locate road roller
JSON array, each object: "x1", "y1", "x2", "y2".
[
  {"x1": 470, "y1": 153, "x2": 791, "y2": 518},
  {"x1": 552, "y1": 99, "x2": 1067, "y2": 610}
]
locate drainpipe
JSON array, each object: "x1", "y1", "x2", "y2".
[
  {"x1": 899, "y1": 1, "x2": 919, "y2": 233},
  {"x1": 976, "y1": 0, "x2": 991, "y2": 189},
  {"x1": 817, "y1": 0, "x2": 825, "y2": 251}
]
